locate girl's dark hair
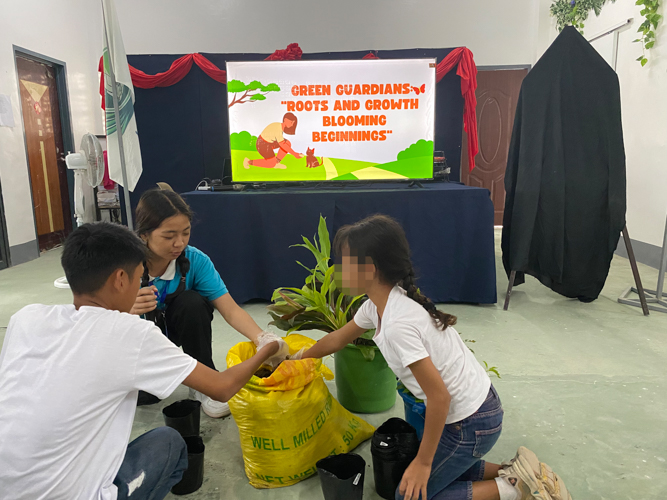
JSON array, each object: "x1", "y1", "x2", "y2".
[
  {"x1": 333, "y1": 214, "x2": 456, "y2": 330},
  {"x1": 135, "y1": 184, "x2": 193, "y2": 281}
]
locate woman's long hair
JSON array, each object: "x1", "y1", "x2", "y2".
[
  {"x1": 333, "y1": 214, "x2": 456, "y2": 330},
  {"x1": 135, "y1": 183, "x2": 193, "y2": 282}
]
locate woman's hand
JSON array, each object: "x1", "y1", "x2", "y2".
[
  {"x1": 130, "y1": 286, "x2": 158, "y2": 315},
  {"x1": 398, "y1": 458, "x2": 431, "y2": 500}
]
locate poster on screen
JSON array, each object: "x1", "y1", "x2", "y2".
[{"x1": 226, "y1": 59, "x2": 436, "y2": 182}]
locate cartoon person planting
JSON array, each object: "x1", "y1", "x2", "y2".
[{"x1": 244, "y1": 112, "x2": 304, "y2": 169}]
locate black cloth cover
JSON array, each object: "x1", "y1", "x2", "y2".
[{"x1": 501, "y1": 26, "x2": 626, "y2": 302}]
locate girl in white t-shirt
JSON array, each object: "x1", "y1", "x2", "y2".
[{"x1": 303, "y1": 215, "x2": 561, "y2": 500}]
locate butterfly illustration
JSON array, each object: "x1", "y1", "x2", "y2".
[{"x1": 412, "y1": 84, "x2": 426, "y2": 95}]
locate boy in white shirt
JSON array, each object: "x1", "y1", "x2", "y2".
[{"x1": 0, "y1": 222, "x2": 283, "y2": 500}]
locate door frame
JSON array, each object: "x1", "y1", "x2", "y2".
[
  {"x1": 476, "y1": 64, "x2": 532, "y2": 72},
  {"x1": 460, "y1": 64, "x2": 532, "y2": 177},
  {"x1": 0, "y1": 177, "x2": 10, "y2": 269},
  {"x1": 13, "y1": 46, "x2": 77, "y2": 255}
]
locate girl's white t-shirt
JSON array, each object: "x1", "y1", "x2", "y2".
[{"x1": 354, "y1": 286, "x2": 491, "y2": 424}]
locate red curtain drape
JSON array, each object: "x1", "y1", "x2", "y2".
[{"x1": 99, "y1": 44, "x2": 478, "y2": 170}]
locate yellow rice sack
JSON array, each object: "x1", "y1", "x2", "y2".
[{"x1": 226, "y1": 334, "x2": 375, "y2": 488}]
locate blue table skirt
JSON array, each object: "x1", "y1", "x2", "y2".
[{"x1": 182, "y1": 183, "x2": 496, "y2": 304}]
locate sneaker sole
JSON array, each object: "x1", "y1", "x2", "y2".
[{"x1": 202, "y1": 408, "x2": 231, "y2": 418}]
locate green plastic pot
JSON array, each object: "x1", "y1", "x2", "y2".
[{"x1": 334, "y1": 343, "x2": 397, "y2": 413}]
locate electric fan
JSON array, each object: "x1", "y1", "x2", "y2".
[
  {"x1": 55, "y1": 134, "x2": 105, "y2": 289},
  {"x1": 65, "y1": 133, "x2": 104, "y2": 227}
]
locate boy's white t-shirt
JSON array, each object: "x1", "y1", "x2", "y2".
[
  {"x1": 0, "y1": 304, "x2": 197, "y2": 500},
  {"x1": 354, "y1": 286, "x2": 490, "y2": 424}
]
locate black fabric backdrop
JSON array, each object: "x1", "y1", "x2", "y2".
[
  {"x1": 501, "y1": 27, "x2": 626, "y2": 301},
  {"x1": 182, "y1": 183, "x2": 497, "y2": 304},
  {"x1": 126, "y1": 48, "x2": 464, "y2": 207}
]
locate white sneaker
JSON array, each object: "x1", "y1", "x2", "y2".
[
  {"x1": 496, "y1": 469, "x2": 530, "y2": 500},
  {"x1": 189, "y1": 388, "x2": 231, "y2": 418},
  {"x1": 499, "y1": 447, "x2": 573, "y2": 500}
]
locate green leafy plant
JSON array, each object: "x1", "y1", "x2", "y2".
[
  {"x1": 268, "y1": 215, "x2": 501, "y2": 372},
  {"x1": 550, "y1": 0, "x2": 662, "y2": 66},
  {"x1": 634, "y1": 0, "x2": 662, "y2": 66},
  {"x1": 227, "y1": 79, "x2": 280, "y2": 108},
  {"x1": 550, "y1": 0, "x2": 614, "y2": 32},
  {"x1": 459, "y1": 336, "x2": 501, "y2": 378},
  {"x1": 267, "y1": 215, "x2": 369, "y2": 354}
]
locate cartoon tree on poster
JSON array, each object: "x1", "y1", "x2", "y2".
[{"x1": 227, "y1": 80, "x2": 280, "y2": 108}]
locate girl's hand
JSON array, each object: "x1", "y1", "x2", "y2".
[
  {"x1": 130, "y1": 286, "x2": 158, "y2": 315},
  {"x1": 398, "y1": 458, "x2": 431, "y2": 500}
]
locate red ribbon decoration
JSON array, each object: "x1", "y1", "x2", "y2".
[
  {"x1": 359, "y1": 49, "x2": 477, "y2": 171},
  {"x1": 99, "y1": 44, "x2": 478, "y2": 171}
]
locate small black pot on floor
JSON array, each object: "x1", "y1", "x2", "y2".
[
  {"x1": 371, "y1": 418, "x2": 420, "y2": 500},
  {"x1": 171, "y1": 436, "x2": 205, "y2": 495},
  {"x1": 316, "y1": 453, "x2": 366, "y2": 500},
  {"x1": 162, "y1": 399, "x2": 201, "y2": 438}
]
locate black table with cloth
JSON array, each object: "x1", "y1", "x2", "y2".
[{"x1": 181, "y1": 183, "x2": 496, "y2": 305}]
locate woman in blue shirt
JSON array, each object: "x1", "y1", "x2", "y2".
[{"x1": 130, "y1": 185, "x2": 274, "y2": 418}]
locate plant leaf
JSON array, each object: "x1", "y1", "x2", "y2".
[
  {"x1": 359, "y1": 345, "x2": 376, "y2": 361},
  {"x1": 317, "y1": 215, "x2": 331, "y2": 261}
]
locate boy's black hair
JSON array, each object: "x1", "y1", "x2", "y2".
[{"x1": 61, "y1": 222, "x2": 147, "y2": 295}]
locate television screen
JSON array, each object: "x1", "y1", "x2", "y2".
[{"x1": 227, "y1": 59, "x2": 436, "y2": 183}]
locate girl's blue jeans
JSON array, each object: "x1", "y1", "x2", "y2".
[{"x1": 396, "y1": 385, "x2": 503, "y2": 500}]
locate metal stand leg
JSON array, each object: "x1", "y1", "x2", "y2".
[
  {"x1": 617, "y1": 226, "x2": 650, "y2": 315},
  {"x1": 619, "y1": 219, "x2": 667, "y2": 314},
  {"x1": 503, "y1": 270, "x2": 516, "y2": 311}
]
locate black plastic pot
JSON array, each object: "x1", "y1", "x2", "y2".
[
  {"x1": 162, "y1": 399, "x2": 201, "y2": 438},
  {"x1": 371, "y1": 418, "x2": 420, "y2": 500},
  {"x1": 316, "y1": 453, "x2": 366, "y2": 500},
  {"x1": 171, "y1": 436, "x2": 205, "y2": 495}
]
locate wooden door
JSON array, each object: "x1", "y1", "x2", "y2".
[
  {"x1": 16, "y1": 55, "x2": 72, "y2": 250},
  {"x1": 461, "y1": 69, "x2": 527, "y2": 225}
]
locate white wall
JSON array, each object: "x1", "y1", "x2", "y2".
[
  {"x1": 0, "y1": 0, "x2": 544, "y2": 263},
  {"x1": 12, "y1": 1, "x2": 662, "y2": 260},
  {"x1": 535, "y1": 3, "x2": 667, "y2": 248},
  {"x1": 114, "y1": 0, "x2": 541, "y2": 67},
  {"x1": 0, "y1": 0, "x2": 104, "y2": 253}
]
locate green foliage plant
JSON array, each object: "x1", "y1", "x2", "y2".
[
  {"x1": 634, "y1": 0, "x2": 662, "y2": 66},
  {"x1": 550, "y1": 0, "x2": 614, "y2": 32},
  {"x1": 267, "y1": 216, "x2": 372, "y2": 358},
  {"x1": 267, "y1": 215, "x2": 501, "y2": 372},
  {"x1": 550, "y1": 0, "x2": 661, "y2": 66}
]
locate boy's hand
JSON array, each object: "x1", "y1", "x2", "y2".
[
  {"x1": 255, "y1": 331, "x2": 290, "y2": 368},
  {"x1": 130, "y1": 286, "x2": 158, "y2": 315},
  {"x1": 258, "y1": 340, "x2": 280, "y2": 357}
]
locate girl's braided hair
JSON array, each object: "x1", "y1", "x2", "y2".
[{"x1": 333, "y1": 214, "x2": 456, "y2": 330}]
